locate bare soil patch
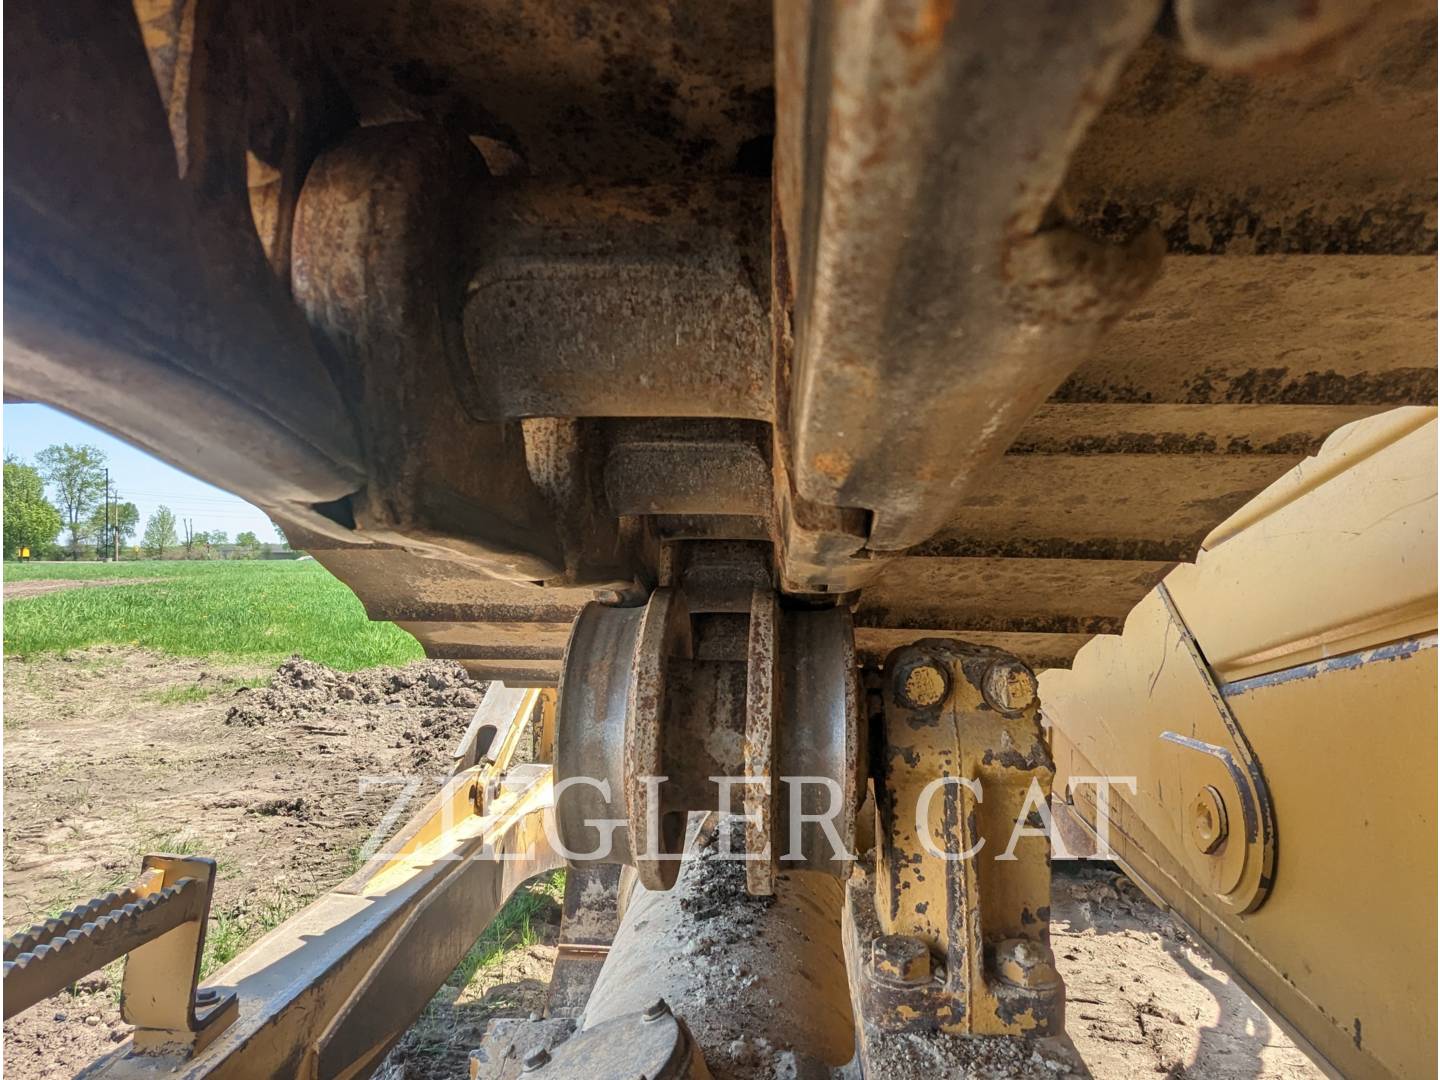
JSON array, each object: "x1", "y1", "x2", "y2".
[
  {"x1": 2, "y1": 647, "x2": 487, "y2": 1078},
  {"x1": 3, "y1": 578, "x2": 156, "y2": 601},
  {"x1": 2, "y1": 648, "x2": 1320, "y2": 1079},
  {"x1": 1053, "y1": 866, "x2": 1320, "y2": 1079}
]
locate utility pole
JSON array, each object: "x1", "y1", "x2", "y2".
[
  {"x1": 103, "y1": 468, "x2": 110, "y2": 562},
  {"x1": 113, "y1": 485, "x2": 121, "y2": 562}
]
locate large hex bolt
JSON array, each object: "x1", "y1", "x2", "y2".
[
  {"x1": 994, "y1": 938, "x2": 1062, "y2": 991},
  {"x1": 894, "y1": 657, "x2": 951, "y2": 711},
  {"x1": 981, "y1": 658, "x2": 1038, "y2": 715},
  {"x1": 1189, "y1": 786, "x2": 1228, "y2": 854},
  {"x1": 870, "y1": 934, "x2": 932, "y2": 985}
]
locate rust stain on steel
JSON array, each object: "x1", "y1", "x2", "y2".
[
  {"x1": 743, "y1": 588, "x2": 778, "y2": 896},
  {"x1": 897, "y1": 0, "x2": 957, "y2": 49}
]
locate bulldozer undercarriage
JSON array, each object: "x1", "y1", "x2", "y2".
[{"x1": 3, "y1": 1, "x2": 1436, "y2": 1077}]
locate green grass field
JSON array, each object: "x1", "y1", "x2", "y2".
[{"x1": 3, "y1": 559, "x2": 423, "y2": 669}]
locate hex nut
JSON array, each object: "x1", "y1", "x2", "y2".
[
  {"x1": 994, "y1": 937, "x2": 1061, "y2": 991},
  {"x1": 642, "y1": 998, "x2": 671, "y2": 1022},
  {"x1": 522, "y1": 1047, "x2": 551, "y2": 1072},
  {"x1": 982, "y1": 659, "x2": 1038, "y2": 715},
  {"x1": 1190, "y1": 786, "x2": 1228, "y2": 854},
  {"x1": 870, "y1": 934, "x2": 931, "y2": 985}
]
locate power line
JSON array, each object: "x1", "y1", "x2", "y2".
[{"x1": 118, "y1": 490, "x2": 262, "y2": 505}]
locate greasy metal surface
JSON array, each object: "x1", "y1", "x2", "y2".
[
  {"x1": 5, "y1": 0, "x2": 364, "y2": 536},
  {"x1": 742, "y1": 589, "x2": 778, "y2": 895},
  {"x1": 10, "y1": 0, "x2": 1439, "y2": 689},
  {"x1": 292, "y1": 122, "x2": 565, "y2": 582},
  {"x1": 604, "y1": 421, "x2": 772, "y2": 518},
  {"x1": 626, "y1": 589, "x2": 695, "y2": 890},
  {"x1": 1067, "y1": 2, "x2": 1437, "y2": 254},
  {"x1": 1044, "y1": 409, "x2": 1438, "y2": 1079},
  {"x1": 555, "y1": 600, "x2": 648, "y2": 870},
  {"x1": 774, "y1": 605, "x2": 860, "y2": 877},
  {"x1": 7, "y1": 11, "x2": 1439, "y2": 1074},
  {"x1": 582, "y1": 816, "x2": 854, "y2": 1079}
]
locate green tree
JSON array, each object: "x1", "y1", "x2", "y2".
[
  {"x1": 208, "y1": 530, "x2": 228, "y2": 546},
  {"x1": 142, "y1": 506, "x2": 178, "y2": 558},
  {"x1": 3, "y1": 456, "x2": 62, "y2": 559},
  {"x1": 35, "y1": 444, "x2": 107, "y2": 558},
  {"x1": 84, "y1": 499, "x2": 140, "y2": 559},
  {"x1": 234, "y1": 530, "x2": 261, "y2": 558}
]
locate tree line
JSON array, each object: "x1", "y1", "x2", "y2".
[{"x1": 4, "y1": 444, "x2": 289, "y2": 561}]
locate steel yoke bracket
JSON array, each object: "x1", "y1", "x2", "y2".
[{"x1": 845, "y1": 639, "x2": 1064, "y2": 1045}]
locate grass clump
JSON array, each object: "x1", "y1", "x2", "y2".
[
  {"x1": 3, "y1": 560, "x2": 422, "y2": 670},
  {"x1": 201, "y1": 889, "x2": 303, "y2": 978},
  {"x1": 146, "y1": 675, "x2": 269, "y2": 705},
  {"x1": 449, "y1": 870, "x2": 564, "y2": 993}
]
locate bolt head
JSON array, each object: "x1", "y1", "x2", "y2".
[
  {"x1": 982, "y1": 659, "x2": 1037, "y2": 715},
  {"x1": 641, "y1": 998, "x2": 671, "y2": 1022},
  {"x1": 995, "y1": 937, "x2": 1061, "y2": 990},
  {"x1": 870, "y1": 934, "x2": 931, "y2": 985},
  {"x1": 1190, "y1": 786, "x2": 1228, "y2": 854},
  {"x1": 895, "y1": 658, "x2": 950, "y2": 710}
]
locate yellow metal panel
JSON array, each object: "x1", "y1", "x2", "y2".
[
  {"x1": 1045, "y1": 407, "x2": 1439, "y2": 1079},
  {"x1": 1201, "y1": 406, "x2": 1435, "y2": 551},
  {"x1": 1173, "y1": 412, "x2": 1437, "y2": 681}
]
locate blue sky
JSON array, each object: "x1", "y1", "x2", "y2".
[{"x1": 4, "y1": 403, "x2": 276, "y2": 539}]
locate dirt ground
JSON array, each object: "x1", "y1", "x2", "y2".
[
  {"x1": 2, "y1": 578, "x2": 157, "y2": 601},
  {"x1": 2, "y1": 647, "x2": 1321, "y2": 1079},
  {"x1": 2, "y1": 647, "x2": 488, "y2": 1078}
]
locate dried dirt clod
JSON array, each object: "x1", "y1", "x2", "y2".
[{"x1": 223, "y1": 656, "x2": 486, "y2": 771}]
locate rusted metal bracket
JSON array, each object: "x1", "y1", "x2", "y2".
[
  {"x1": 4, "y1": 855, "x2": 237, "y2": 1057},
  {"x1": 846, "y1": 640, "x2": 1062, "y2": 1052}
]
